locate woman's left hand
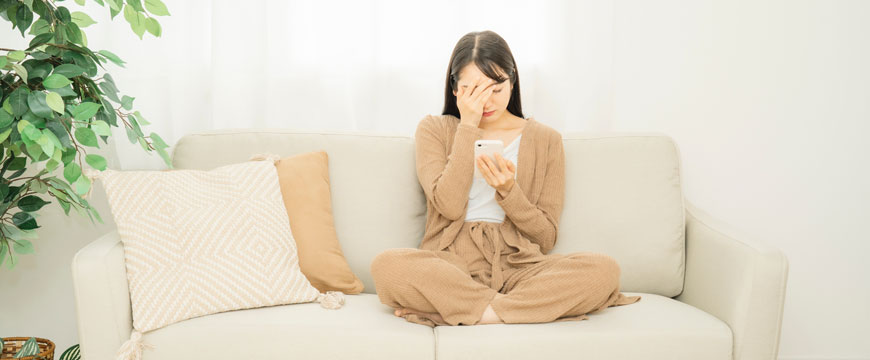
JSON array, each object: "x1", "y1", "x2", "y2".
[{"x1": 477, "y1": 153, "x2": 516, "y2": 195}]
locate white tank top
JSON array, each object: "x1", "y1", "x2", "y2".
[{"x1": 465, "y1": 134, "x2": 522, "y2": 223}]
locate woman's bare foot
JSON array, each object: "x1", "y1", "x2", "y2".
[
  {"x1": 476, "y1": 293, "x2": 506, "y2": 325},
  {"x1": 394, "y1": 307, "x2": 446, "y2": 325}
]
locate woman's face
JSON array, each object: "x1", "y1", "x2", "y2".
[{"x1": 452, "y1": 63, "x2": 512, "y2": 124}]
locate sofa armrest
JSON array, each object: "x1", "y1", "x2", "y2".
[
  {"x1": 674, "y1": 200, "x2": 789, "y2": 360},
  {"x1": 71, "y1": 231, "x2": 132, "y2": 360}
]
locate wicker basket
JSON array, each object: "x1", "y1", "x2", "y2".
[{"x1": 0, "y1": 337, "x2": 55, "y2": 360}]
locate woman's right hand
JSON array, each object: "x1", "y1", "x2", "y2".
[{"x1": 456, "y1": 77, "x2": 496, "y2": 128}]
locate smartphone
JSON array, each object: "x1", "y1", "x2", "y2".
[{"x1": 474, "y1": 139, "x2": 504, "y2": 179}]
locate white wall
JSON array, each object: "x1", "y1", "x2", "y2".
[
  {"x1": 1, "y1": 1, "x2": 868, "y2": 359},
  {"x1": 610, "y1": 1, "x2": 870, "y2": 359}
]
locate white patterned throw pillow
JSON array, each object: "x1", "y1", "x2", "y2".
[{"x1": 89, "y1": 158, "x2": 344, "y2": 360}]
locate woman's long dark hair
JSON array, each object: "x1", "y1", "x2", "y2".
[{"x1": 442, "y1": 31, "x2": 523, "y2": 119}]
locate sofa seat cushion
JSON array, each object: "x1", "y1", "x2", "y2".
[
  {"x1": 142, "y1": 294, "x2": 433, "y2": 359},
  {"x1": 434, "y1": 292, "x2": 732, "y2": 360}
]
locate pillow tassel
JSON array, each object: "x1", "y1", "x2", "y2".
[
  {"x1": 115, "y1": 329, "x2": 154, "y2": 360},
  {"x1": 316, "y1": 290, "x2": 346, "y2": 309},
  {"x1": 249, "y1": 153, "x2": 282, "y2": 163}
]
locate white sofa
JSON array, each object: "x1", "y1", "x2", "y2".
[{"x1": 72, "y1": 128, "x2": 789, "y2": 360}]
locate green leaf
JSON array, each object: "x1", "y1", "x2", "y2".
[
  {"x1": 126, "y1": 0, "x2": 144, "y2": 12},
  {"x1": 75, "y1": 0, "x2": 86, "y2": 5},
  {"x1": 43, "y1": 73, "x2": 73, "y2": 88},
  {"x1": 62, "y1": 50, "x2": 98, "y2": 77},
  {"x1": 144, "y1": 0, "x2": 169, "y2": 16},
  {"x1": 28, "y1": 18, "x2": 50, "y2": 35},
  {"x1": 28, "y1": 32, "x2": 53, "y2": 50},
  {"x1": 121, "y1": 95, "x2": 135, "y2": 110},
  {"x1": 24, "y1": 142, "x2": 44, "y2": 160},
  {"x1": 58, "y1": 197, "x2": 71, "y2": 215},
  {"x1": 0, "y1": 128, "x2": 12, "y2": 143},
  {"x1": 18, "y1": 195, "x2": 49, "y2": 212},
  {"x1": 13, "y1": 337, "x2": 39, "y2": 357},
  {"x1": 46, "y1": 92, "x2": 64, "y2": 113},
  {"x1": 110, "y1": 3, "x2": 121, "y2": 19},
  {"x1": 75, "y1": 127, "x2": 98, "y2": 147},
  {"x1": 73, "y1": 173, "x2": 91, "y2": 195},
  {"x1": 52, "y1": 64, "x2": 86, "y2": 78},
  {"x1": 0, "y1": 109, "x2": 13, "y2": 129},
  {"x1": 72, "y1": 102, "x2": 102, "y2": 121},
  {"x1": 137, "y1": 136, "x2": 149, "y2": 151},
  {"x1": 12, "y1": 239, "x2": 34, "y2": 254},
  {"x1": 9, "y1": 87, "x2": 31, "y2": 117},
  {"x1": 26, "y1": 91, "x2": 53, "y2": 118},
  {"x1": 133, "y1": 110, "x2": 149, "y2": 125},
  {"x1": 85, "y1": 154, "x2": 106, "y2": 170},
  {"x1": 36, "y1": 131, "x2": 55, "y2": 156},
  {"x1": 0, "y1": 57, "x2": 6, "y2": 68},
  {"x1": 53, "y1": 84, "x2": 78, "y2": 97},
  {"x1": 8, "y1": 157, "x2": 27, "y2": 171},
  {"x1": 81, "y1": 27, "x2": 89, "y2": 47},
  {"x1": 64, "y1": 22, "x2": 84, "y2": 45},
  {"x1": 0, "y1": 241, "x2": 7, "y2": 268},
  {"x1": 16, "y1": 6, "x2": 34, "y2": 37},
  {"x1": 62, "y1": 148, "x2": 76, "y2": 165},
  {"x1": 123, "y1": 5, "x2": 146, "y2": 39},
  {"x1": 59, "y1": 344, "x2": 81, "y2": 360},
  {"x1": 144, "y1": 17, "x2": 161, "y2": 36},
  {"x1": 92, "y1": 120, "x2": 111, "y2": 136},
  {"x1": 133, "y1": 11, "x2": 147, "y2": 39},
  {"x1": 18, "y1": 119, "x2": 41, "y2": 144},
  {"x1": 11, "y1": 63, "x2": 28, "y2": 83},
  {"x1": 55, "y1": 6, "x2": 72, "y2": 23},
  {"x1": 7, "y1": 50, "x2": 26, "y2": 62},
  {"x1": 23, "y1": 59, "x2": 53, "y2": 80},
  {"x1": 98, "y1": 82, "x2": 121, "y2": 103},
  {"x1": 156, "y1": 146, "x2": 171, "y2": 166},
  {"x1": 30, "y1": 50, "x2": 51, "y2": 60},
  {"x1": 64, "y1": 162, "x2": 82, "y2": 183},
  {"x1": 30, "y1": 178, "x2": 48, "y2": 194},
  {"x1": 97, "y1": 49, "x2": 125, "y2": 67},
  {"x1": 125, "y1": 125, "x2": 138, "y2": 143},
  {"x1": 150, "y1": 131, "x2": 168, "y2": 149},
  {"x1": 98, "y1": 99, "x2": 117, "y2": 127},
  {"x1": 71, "y1": 11, "x2": 97, "y2": 27},
  {"x1": 45, "y1": 120, "x2": 71, "y2": 148},
  {"x1": 12, "y1": 212, "x2": 38, "y2": 230},
  {"x1": 46, "y1": 148, "x2": 62, "y2": 172}
]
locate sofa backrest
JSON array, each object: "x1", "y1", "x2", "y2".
[{"x1": 171, "y1": 129, "x2": 685, "y2": 297}]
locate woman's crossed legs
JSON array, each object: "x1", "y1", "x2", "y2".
[{"x1": 370, "y1": 248, "x2": 634, "y2": 327}]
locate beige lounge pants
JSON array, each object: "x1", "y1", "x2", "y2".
[{"x1": 371, "y1": 221, "x2": 641, "y2": 327}]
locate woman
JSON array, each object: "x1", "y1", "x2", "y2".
[{"x1": 370, "y1": 30, "x2": 641, "y2": 327}]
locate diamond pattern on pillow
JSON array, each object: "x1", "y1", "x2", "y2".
[{"x1": 98, "y1": 160, "x2": 321, "y2": 333}]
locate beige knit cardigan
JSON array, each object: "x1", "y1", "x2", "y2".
[{"x1": 415, "y1": 114, "x2": 566, "y2": 265}]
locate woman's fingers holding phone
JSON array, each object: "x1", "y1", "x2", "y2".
[{"x1": 495, "y1": 153, "x2": 515, "y2": 175}]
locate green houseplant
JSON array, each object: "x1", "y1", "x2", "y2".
[{"x1": 0, "y1": 0, "x2": 171, "y2": 270}]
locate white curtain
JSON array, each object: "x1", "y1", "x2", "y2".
[{"x1": 2, "y1": 0, "x2": 614, "y2": 169}]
